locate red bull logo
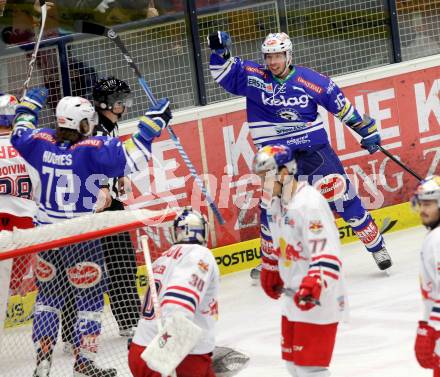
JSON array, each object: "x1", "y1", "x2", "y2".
[
  {"x1": 309, "y1": 220, "x2": 323, "y2": 233},
  {"x1": 263, "y1": 145, "x2": 288, "y2": 157},
  {"x1": 279, "y1": 237, "x2": 305, "y2": 263}
]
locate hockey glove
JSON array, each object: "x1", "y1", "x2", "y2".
[
  {"x1": 137, "y1": 98, "x2": 172, "y2": 142},
  {"x1": 15, "y1": 87, "x2": 48, "y2": 119},
  {"x1": 208, "y1": 31, "x2": 231, "y2": 59},
  {"x1": 260, "y1": 256, "x2": 283, "y2": 300},
  {"x1": 294, "y1": 275, "x2": 323, "y2": 311},
  {"x1": 415, "y1": 321, "x2": 435, "y2": 369},
  {"x1": 349, "y1": 114, "x2": 381, "y2": 154}
]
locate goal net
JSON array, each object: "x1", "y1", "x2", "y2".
[{"x1": 0, "y1": 208, "x2": 176, "y2": 377}]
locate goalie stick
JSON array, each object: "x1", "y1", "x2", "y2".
[
  {"x1": 22, "y1": 0, "x2": 47, "y2": 98},
  {"x1": 74, "y1": 21, "x2": 225, "y2": 226}
]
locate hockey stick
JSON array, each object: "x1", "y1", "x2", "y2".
[
  {"x1": 74, "y1": 21, "x2": 225, "y2": 225},
  {"x1": 140, "y1": 235, "x2": 177, "y2": 377},
  {"x1": 378, "y1": 145, "x2": 422, "y2": 181},
  {"x1": 22, "y1": 0, "x2": 47, "y2": 98}
]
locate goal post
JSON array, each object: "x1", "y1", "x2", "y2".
[{"x1": 0, "y1": 208, "x2": 176, "y2": 377}]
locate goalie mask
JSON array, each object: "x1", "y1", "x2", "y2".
[
  {"x1": 93, "y1": 77, "x2": 132, "y2": 113},
  {"x1": 0, "y1": 94, "x2": 18, "y2": 127},
  {"x1": 56, "y1": 96, "x2": 98, "y2": 136},
  {"x1": 172, "y1": 207, "x2": 209, "y2": 246}
]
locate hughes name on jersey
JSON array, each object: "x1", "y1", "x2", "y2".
[
  {"x1": 133, "y1": 243, "x2": 220, "y2": 354},
  {"x1": 267, "y1": 181, "x2": 347, "y2": 324},
  {"x1": 11, "y1": 115, "x2": 152, "y2": 225},
  {"x1": 209, "y1": 54, "x2": 362, "y2": 148}
]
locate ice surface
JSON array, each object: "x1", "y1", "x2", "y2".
[{"x1": 0, "y1": 226, "x2": 431, "y2": 376}]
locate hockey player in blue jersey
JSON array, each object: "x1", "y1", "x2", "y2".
[
  {"x1": 208, "y1": 31, "x2": 391, "y2": 271},
  {"x1": 11, "y1": 87, "x2": 171, "y2": 377}
]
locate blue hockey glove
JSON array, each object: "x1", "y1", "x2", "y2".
[
  {"x1": 351, "y1": 114, "x2": 381, "y2": 154},
  {"x1": 137, "y1": 98, "x2": 172, "y2": 142},
  {"x1": 16, "y1": 87, "x2": 48, "y2": 119},
  {"x1": 208, "y1": 31, "x2": 231, "y2": 59}
]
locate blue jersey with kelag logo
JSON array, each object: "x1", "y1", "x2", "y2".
[{"x1": 209, "y1": 53, "x2": 362, "y2": 149}]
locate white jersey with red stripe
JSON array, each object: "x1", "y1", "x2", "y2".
[
  {"x1": 0, "y1": 133, "x2": 37, "y2": 218},
  {"x1": 267, "y1": 181, "x2": 347, "y2": 324},
  {"x1": 133, "y1": 243, "x2": 220, "y2": 354},
  {"x1": 419, "y1": 226, "x2": 440, "y2": 330}
]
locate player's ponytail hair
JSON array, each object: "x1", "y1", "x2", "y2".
[{"x1": 55, "y1": 127, "x2": 84, "y2": 144}]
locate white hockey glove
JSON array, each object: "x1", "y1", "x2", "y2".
[{"x1": 141, "y1": 311, "x2": 202, "y2": 376}]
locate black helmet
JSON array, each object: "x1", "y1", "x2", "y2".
[{"x1": 92, "y1": 77, "x2": 131, "y2": 110}]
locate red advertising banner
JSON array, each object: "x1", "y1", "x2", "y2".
[{"x1": 123, "y1": 65, "x2": 440, "y2": 251}]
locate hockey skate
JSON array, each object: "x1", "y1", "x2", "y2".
[
  {"x1": 372, "y1": 248, "x2": 392, "y2": 271},
  {"x1": 33, "y1": 358, "x2": 52, "y2": 377},
  {"x1": 73, "y1": 359, "x2": 117, "y2": 377}
]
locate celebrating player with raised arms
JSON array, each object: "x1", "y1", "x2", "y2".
[
  {"x1": 413, "y1": 176, "x2": 440, "y2": 376},
  {"x1": 129, "y1": 207, "x2": 219, "y2": 377},
  {"x1": 208, "y1": 31, "x2": 391, "y2": 271},
  {"x1": 252, "y1": 144, "x2": 347, "y2": 377},
  {"x1": 10, "y1": 87, "x2": 171, "y2": 377}
]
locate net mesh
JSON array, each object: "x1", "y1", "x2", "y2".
[{"x1": 0, "y1": 208, "x2": 174, "y2": 377}]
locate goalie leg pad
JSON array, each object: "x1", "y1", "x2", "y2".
[{"x1": 141, "y1": 311, "x2": 202, "y2": 376}]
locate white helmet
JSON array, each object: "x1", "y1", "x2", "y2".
[
  {"x1": 413, "y1": 175, "x2": 440, "y2": 207},
  {"x1": 252, "y1": 144, "x2": 297, "y2": 175},
  {"x1": 261, "y1": 32, "x2": 293, "y2": 67},
  {"x1": 171, "y1": 207, "x2": 209, "y2": 246},
  {"x1": 56, "y1": 96, "x2": 98, "y2": 136},
  {"x1": 0, "y1": 94, "x2": 18, "y2": 127}
]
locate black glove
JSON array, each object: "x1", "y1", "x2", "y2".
[{"x1": 208, "y1": 31, "x2": 231, "y2": 59}]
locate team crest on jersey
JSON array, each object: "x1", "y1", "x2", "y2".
[
  {"x1": 309, "y1": 220, "x2": 323, "y2": 233},
  {"x1": 276, "y1": 108, "x2": 301, "y2": 121}
]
